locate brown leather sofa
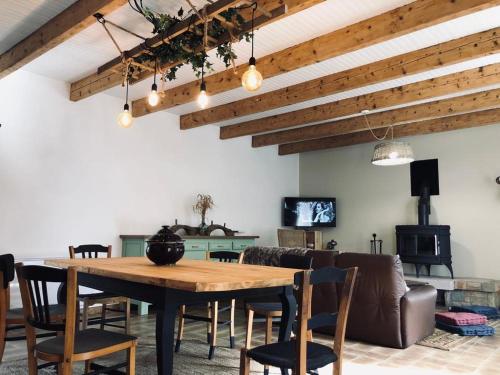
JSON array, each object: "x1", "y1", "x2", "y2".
[
  {"x1": 242, "y1": 247, "x2": 436, "y2": 349},
  {"x1": 335, "y1": 253, "x2": 437, "y2": 348}
]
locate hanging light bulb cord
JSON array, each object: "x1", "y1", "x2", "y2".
[
  {"x1": 125, "y1": 78, "x2": 130, "y2": 107},
  {"x1": 251, "y1": 3, "x2": 256, "y2": 58},
  {"x1": 363, "y1": 113, "x2": 393, "y2": 141}
]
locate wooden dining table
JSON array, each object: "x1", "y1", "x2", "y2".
[{"x1": 45, "y1": 256, "x2": 298, "y2": 375}]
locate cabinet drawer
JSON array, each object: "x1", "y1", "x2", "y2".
[
  {"x1": 208, "y1": 241, "x2": 233, "y2": 251},
  {"x1": 232, "y1": 239, "x2": 255, "y2": 251},
  {"x1": 184, "y1": 250, "x2": 208, "y2": 260},
  {"x1": 184, "y1": 240, "x2": 208, "y2": 251}
]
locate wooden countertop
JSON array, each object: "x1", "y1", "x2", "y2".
[
  {"x1": 119, "y1": 234, "x2": 259, "y2": 240},
  {"x1": 45, "y1": 257, "x2": 295, "y2": 292}
]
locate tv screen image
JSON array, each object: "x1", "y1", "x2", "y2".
[{"x1": 283, "y1": 197, "x2": 336, "y2": 228}]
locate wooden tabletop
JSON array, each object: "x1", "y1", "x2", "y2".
[{"x1": 45, "y1": 257, "x2": 297, "y2": 292}]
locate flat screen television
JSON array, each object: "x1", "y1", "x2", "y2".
[{"x1": 283, "y1": 197, "x2": 336, "y2": 228}]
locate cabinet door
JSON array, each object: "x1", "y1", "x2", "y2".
[{"x1": 122, "y1": 239, "x2": 145, "y2": 257}]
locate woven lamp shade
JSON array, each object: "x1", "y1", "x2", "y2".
[{"x1": 372, "y1": 141, "x2": 415, "y2": 166}]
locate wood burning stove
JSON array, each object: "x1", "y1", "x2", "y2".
[
  {"x1": 396, "y1": 225, "x2": 453, "y2": 278},
  {"x1": 396, "y1": 159, "x2": 453, "y2": 278}
]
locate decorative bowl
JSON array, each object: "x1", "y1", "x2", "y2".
[{"x1": 146, "y1": 226, "x2": 185, "y2": 266}]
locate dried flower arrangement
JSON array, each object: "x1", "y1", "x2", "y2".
[{"x1": 192, "y1": 194, "x2": 215, "y2": 227}]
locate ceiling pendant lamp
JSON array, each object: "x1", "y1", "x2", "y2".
[
  {"x1": 148, "y1": 58, "x2": 160, "y2": 107},
  {"x1": 117, "y1": 79, "x2": 134, "y2": 128},
  {"x1": 372, "y1": 141, "x2": 415, "y2": 166},
  {"x1": 361, "y1": 110, "x2": 415, "y2": 166},
  {"x1": 241, "y1": 4, "x2": 263, "y2": 92},
  {"x1": 197, "y1": 57, "x2": 209, "y2": 109}
]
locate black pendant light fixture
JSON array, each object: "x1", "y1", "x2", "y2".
[
  {"x1": 241, "y1": 3, "x2": 263, "y2": 92},
  {"x1": 197, "y1": 55, "x2": 209, "y2": 109},
  {"x1": 148, "y1": 58, "x2": 160, "y2": 107},
  {"x1": 117, "y1": 79, "x2": 133, "y2": 128}
]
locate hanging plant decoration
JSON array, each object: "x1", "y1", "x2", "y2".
[{"x1": 128, "y1": 1, "x2": 252, "y2": 82}]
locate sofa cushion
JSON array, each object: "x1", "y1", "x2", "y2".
[{"x1": 242, "y1": 246, "x2": 308, "y2": 266}]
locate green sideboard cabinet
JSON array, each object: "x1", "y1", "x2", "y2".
[{"x1": 120, "y1": 234, "x2": 259, "y2": 315}]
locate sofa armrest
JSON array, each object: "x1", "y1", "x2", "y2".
[{"x1": 401, "y1": 285, "x2": 437, "y2": 348}]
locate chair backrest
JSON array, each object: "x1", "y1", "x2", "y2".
[
  {"x1": 16, "y1": 263, "x2": 78, "y2": 362},
  {"x1": 15, "y1": 264, "x2": 75, "y2": 332},
  {"x1": 294, "y1": 266, "x2": 358, "y2": 375},
  {"x1": 206, "y1": 251, "x2": 241, "y2": 263},
  {"x1": 277, "y1": 229, "x2": 307, "y2": 248},
  {"x1": 69, "y1": 245, "x2": 111, "y2": 259},
  {"x1": 279, "y1": 254, "x2": 312, "y2": 270},
  {"x1": 0, "y1": 254, "x2": 14, "y2": 290}
]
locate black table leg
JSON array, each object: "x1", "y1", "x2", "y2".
[
  {"x1": 278, "y1": 285, "x2": 296, "y2": 375},
  {"x1": 156, "y1": 302, "x2": 178, "y2": 375},
  {"x1": 278, "y1": 285, "x2": 296, "y2": 342}
]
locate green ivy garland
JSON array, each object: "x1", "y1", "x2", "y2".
[{"x1": 130, "y1": 4, "x2": 251, "y2": 82}]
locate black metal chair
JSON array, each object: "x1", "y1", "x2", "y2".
[
  {"x1": 69, "y1": 245, "x2": 131, "y2": 333},
  {"x1": 16, "y1": 263, "x2": 137, "y2": 375},
  {"x1": 176, "y1": 250, "x2": 241, "y2": 359},
  {"x1": 245, "y1": 254, "x2": 313, "y2": 375},
  {"x1": 240, "y1": 266, "x2": 358, "y2": 375},
  {"x1": 0, "y1": 254, "x2": 65, "y2": 363}
]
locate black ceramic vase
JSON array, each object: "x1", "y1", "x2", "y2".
[{"x1": 146, "y1": 226, "x2": 185, "y2": 266}]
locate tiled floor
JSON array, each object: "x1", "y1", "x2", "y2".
[{"x1": 1, "y1": 310, "x2": 499, "y2": 374}]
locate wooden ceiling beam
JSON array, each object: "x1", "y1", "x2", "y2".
[
  {"x1": 182, "y1": 27, "x2": 500, "y2": 129},
  {"x1": 130, "y1": 0, "x2": 322, "y2": 116},
  {"x1": 278, "y1": 107, "x2": 500, "y2": 155},
  {"x1": 220, "y1": 63, "x2": 500, "y2": 139},
  {"x1": 136, "y1": 0, "x2": 500, "y2": 120},
  {"x1": 95, "y1": 0, "x2": 241, "y2": 75},
  {"x1": 252, "y1": 88, "x2": 500, "y2": 147},
  {"x1": 69, "y1": 0, "x2": 320, "y2": 102},
  {"x1": 0, "y1": 0, "x2": 127, "y2": 80}
]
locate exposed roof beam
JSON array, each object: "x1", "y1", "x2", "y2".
[
  {"x1": 181, "y1": 27, "x2": 500, "y2": 129},
  {"x1": 0, "y1": 0, "x2": 127, "y2": 80},
  {"x1": 135, "y1": 0, "x2": 500, "y2": 121},
  {"x1": 252, "y1": 88, "x2": 500, "y2": 147},
  {"x1": 219, "y1": 63, "x2": 500, "y2": 139},
  {"x1": 278, "y1": 107, "x2": 500, "y2": 155},
  {"x1": 96, "y1": 0, "x2": 243, "y2": 75},
  {"x1": 69, "y1": 0, "x2": 321, "y2": 102},
  {"x1": 130, "y1": 0, "x2": 322, "y2": 116}
]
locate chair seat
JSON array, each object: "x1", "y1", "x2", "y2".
[
  {"x1": 247, "y1": 341, "x2": 337, "y2": 371},
  {"x1": 247, "y1": 302, "x2": 283, "y2": 316},
  {"x1": 7, "y1": 304, "x2": 66, "y2": 321},
  {"x1": 35, "y1": 328, "x2": 136, "y2": 355},
  {"x1": 78, "y1": 291, "x2": 121, "y2": 300}
]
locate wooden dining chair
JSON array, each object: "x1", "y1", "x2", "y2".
[
  {"x1": 176, "y1": 250, "x2": 241, "y2": 360},
  {"x1": 16, "y1": 263, "x2": 137, "y2": 375},
  {"x1": 240, "y1": 266, "x2": 358, "y2": 375},
  {"x1": 0, "y1": 254, "x2": 65, "y2": 363},
  {"x1": 245, "y1": 254, "x2": 313, "y2": 375},
  {"x1": 69, "y1": 245, "x2": 131, "y2": 333}
]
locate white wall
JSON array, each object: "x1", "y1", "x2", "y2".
[
  {"x1": 299, "y1": 125, "x2": 500, "y2": 279},
  {"x1": 0, "y1": 70, "x2": 299, "y2": 262}
]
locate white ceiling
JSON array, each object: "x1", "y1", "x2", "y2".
[{"x1": 3, "y1": 0, "x2": 500, "y2": 128}]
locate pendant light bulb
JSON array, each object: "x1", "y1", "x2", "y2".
[
  {"x1": 117, "y1": 103, "x2": 133, "y2": 128},
  {"x1": 197, "y1": 82, "x2": 209, "y2": 109},
  {"x1": 148, "y1": 83, "x2": 160, "y2": 107},
  {"x1": 242, "y1": 57, "x2": 263, "y2": 92}
]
